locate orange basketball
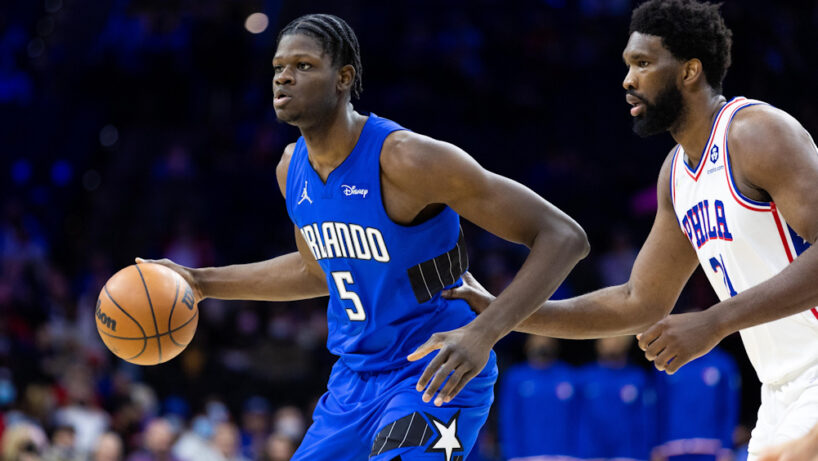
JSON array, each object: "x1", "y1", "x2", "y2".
[{"x1": 96, "y1": 263, "x2": 198, "y2": 365}]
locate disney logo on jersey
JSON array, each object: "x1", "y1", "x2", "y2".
[
  {"x1": 710, "y1": 145, "x2": 720, "y2": 163},
  {"x1": 341, "y1": 184, "x2": 369, "y2": 198}
]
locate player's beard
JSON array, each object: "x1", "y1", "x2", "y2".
[{"x1": 630, "y1": 80, "x2": 684, "y2": 138}]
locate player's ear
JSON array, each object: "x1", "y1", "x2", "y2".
[
  {"x1": 681, "y1": 58, "x2": 704, "y2": 87},
  {"x1": 337, "y1": 64, "x2": 355, "y2": 94}
]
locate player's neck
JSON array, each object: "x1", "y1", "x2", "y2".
[
  {"x1": 670, "y1": 92, "x2": 727, "y2": 167},
  {"x1": 300, "y1": 104, "x2": 367, "y2": 179}
]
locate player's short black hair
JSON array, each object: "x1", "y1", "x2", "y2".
[
  {"x1": 277, "y1": 14, "x2": 363, "y2": 99},
  {"x1": 630, "y1": 0, "x2": 732, "y2": 92}
]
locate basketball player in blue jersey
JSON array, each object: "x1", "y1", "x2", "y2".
[
  {"x1": 445, "y1": 1, "x2": 818, "y2": 459},
  {"x1": 138, "y1": 13, "x2": 589, "y2": 461}
]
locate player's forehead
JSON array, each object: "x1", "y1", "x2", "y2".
[
  {"x1": 622, "y1": 31, "x2": 669, "y2": 61},
  {"x1": 273, "y1": 33, "x2": 327, "y2": 62}
]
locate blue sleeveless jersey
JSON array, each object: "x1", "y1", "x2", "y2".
[{"x1": 285, "y1": 114, "x2": 476, "y2": 372}]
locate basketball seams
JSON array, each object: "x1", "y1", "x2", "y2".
[
  {"x1": 98, "y1": 263, "x2": 198, "y2": 365},
  {"x1": 102, "y1": 286, "x2": 148, "y2": 360},
  {"x1": 134, "y1": 264, "x2": 163, "y2": 364},
  {"x1": 167, "y1": 276, "x2": 185, "y2": 348},
  {"x1": 98, "y1": 309, "x2": 198, "y2": 341}
]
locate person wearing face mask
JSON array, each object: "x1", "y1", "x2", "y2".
[{"x1": 498, "y1": 335, "x2": 579, "y2": 460}]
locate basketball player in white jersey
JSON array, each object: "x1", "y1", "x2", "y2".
[{"x1": 445, "y1": 1, "x2": 818, "y2": 458}]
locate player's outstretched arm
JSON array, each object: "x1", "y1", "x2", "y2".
[
  {"x1": 639, "y1": 106, "x2": 818, "y2": 374},
  {"x1": 445, "y1": 148, "x2": 700, "y2": 339},
  {"x1": 391, "y1": 132, "x2": 589, "y2": 405},
  {"x1": 136, "y1": 143, "x2": 329, "y2": 303}
]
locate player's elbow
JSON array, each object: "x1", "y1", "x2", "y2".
[
  {"x1": 563, "y1": 220, "x2": 590, "y2": 261},
  {"x1": 544, "y1": 219, "x2": 590, "y2": 263}
]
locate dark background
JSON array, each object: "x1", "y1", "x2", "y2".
[{"x1": 1, "y1": 0, "x2": 817, "y2": 458}]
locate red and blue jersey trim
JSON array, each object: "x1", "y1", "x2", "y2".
[
  {"x1": 722, "y1": 101, "x2": 771, "y2": 212},
  {"x1": 770, "y1": 203, "x2": 818, "y2": 319},
  {"x1": 722, "y1": 100, "x2": 818, "y2": 319},
  {"x1": 669, "y1": 145, "x2": 681, "y2": 207},
  {"x1": 684, "y1": 98, "x2": 746, "y2": 181}
]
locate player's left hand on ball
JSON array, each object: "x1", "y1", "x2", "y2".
[
  {"x1": 637, "y1": 311, "x2": 724, "y2": 374},
  {"x1": 408, "y1": 325, "x2": 493, "y2": 406}
]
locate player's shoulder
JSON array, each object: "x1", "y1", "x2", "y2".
[
  {"x1": 275, "y1": 142, "x2": 298, "y2": 195},
  {"x1": 380, "y1": 130, "x2": 468, "y2": 189},
  {"x1": 729, "y1": 103, "x2": 805, "y2": 154},
  {"x1": 728, "y1": 103, "x2": 813, "y2": 180},
  {"x1": 381, "y1": 130, "x2": 444, "y2": 171}
]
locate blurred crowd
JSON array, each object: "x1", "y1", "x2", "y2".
[{"x1": 2, "y1": 0, "x2": 818, "y2": 459}]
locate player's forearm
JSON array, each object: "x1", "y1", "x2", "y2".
[
  {"x1": 193, "y1": 252, "x2": 328, "y2": 301},
  {"x1": 513, "y1": 284, "x2": 666, "y2": 339},
  {"x1": 469, "y1": 222, "x2": 589, "y2": 342},
  {"x1": 705, "y1": 244, "x2": 818, "y2": 337}
]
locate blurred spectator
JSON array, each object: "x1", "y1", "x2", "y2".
[
  {"x1": 239, "y1": 396, "x2": 270, "y2": 460},
  {"x1": 92, "y1": 432, "x2": 124, "y2": 461},
  {"x1": 260, "y1": 433, "x2": 296, "y2": 461},
  {"x1": 271, "y1": 406, "x2": 304, "y2": 443},
  {"x1": 42, "y1": 424, "x2": 82, "y2": 461},
  {"x1": 210, "y1": 422, "x2": 248, "y2": 461},
  {"x1": 126, "y1": 418, "x2": 179, "y2": 461},
  {"x1": 498, "y1": 335, "x2": 579, "y2": 460},
  {"x1": 172, "y1": 415, "x2": 216, "y2": 461},
  {"x1": 1, "y1": 421, "x2": 48, "y2": 461},
  {"x1": 53, "y1": 365, "x2": 109, "y2": 457},
  {"x1": 653, "y1": 347, "x2": 741, "y2": 461},
  {"x1": 577, "y1": 336, "x2": 656, "y2": 460}
]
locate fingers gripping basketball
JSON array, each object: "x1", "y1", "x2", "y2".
[{"x1": 96, "y1": 263, "x2": 198, "y2": 365}]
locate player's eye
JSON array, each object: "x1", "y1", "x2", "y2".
[
  {"x1": 273, "y1": 65, "x2": 284, "y2": 73},
  {"x1": 297, "y1": 62, "x2": 312, "y2": 71},
  {"x1": 639, "y1": 60, "x2": 650, "y2": 68}
]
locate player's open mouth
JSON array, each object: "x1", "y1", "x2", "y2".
[
  {"x1": 626, "y1": 94, "x2": 645, "y2": 117},
  {"x1": 274, "y1": 94, "x2": 292, "y2": 108}
]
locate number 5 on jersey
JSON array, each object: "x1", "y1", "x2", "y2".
[{"x1": 332, "y1": 271, "x2": 366, "y2": 321}]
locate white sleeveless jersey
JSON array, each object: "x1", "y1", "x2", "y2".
[{"x1": 670, "y1": 97, "x2": 818, "y2": 385}]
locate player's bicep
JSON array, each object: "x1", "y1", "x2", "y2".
[
  {"x1": 458, "y1": 172, "x2": 580, "y2": 247},
  {"x1": 628, "y1": 200, "x2": 699, "y2": 313},
  {"x1": 407, "y1": 138, "x2": 581, "y2": 247}
]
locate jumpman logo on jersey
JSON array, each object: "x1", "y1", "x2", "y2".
[{"x1": 298, "y1": 180, "x2": 313, "y2": 205}]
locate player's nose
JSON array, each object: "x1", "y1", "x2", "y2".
[
  {"x1": 622, "y1": 68, "x2": 637, "y2": 91},
  {"x1": 274, "y1": 65, "x2": 295, "y2": 86}
]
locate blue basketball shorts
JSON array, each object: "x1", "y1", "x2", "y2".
[{"x1": 292, "y1": 350, "x2": 497, "y2": 461}]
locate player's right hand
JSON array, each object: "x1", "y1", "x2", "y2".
[
  {"x1": 441, "y1": 272, "x2": 495, "y2": 314},
  {"x1": 135, "y1": 257, "x2": 205, "y2": 303}
]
